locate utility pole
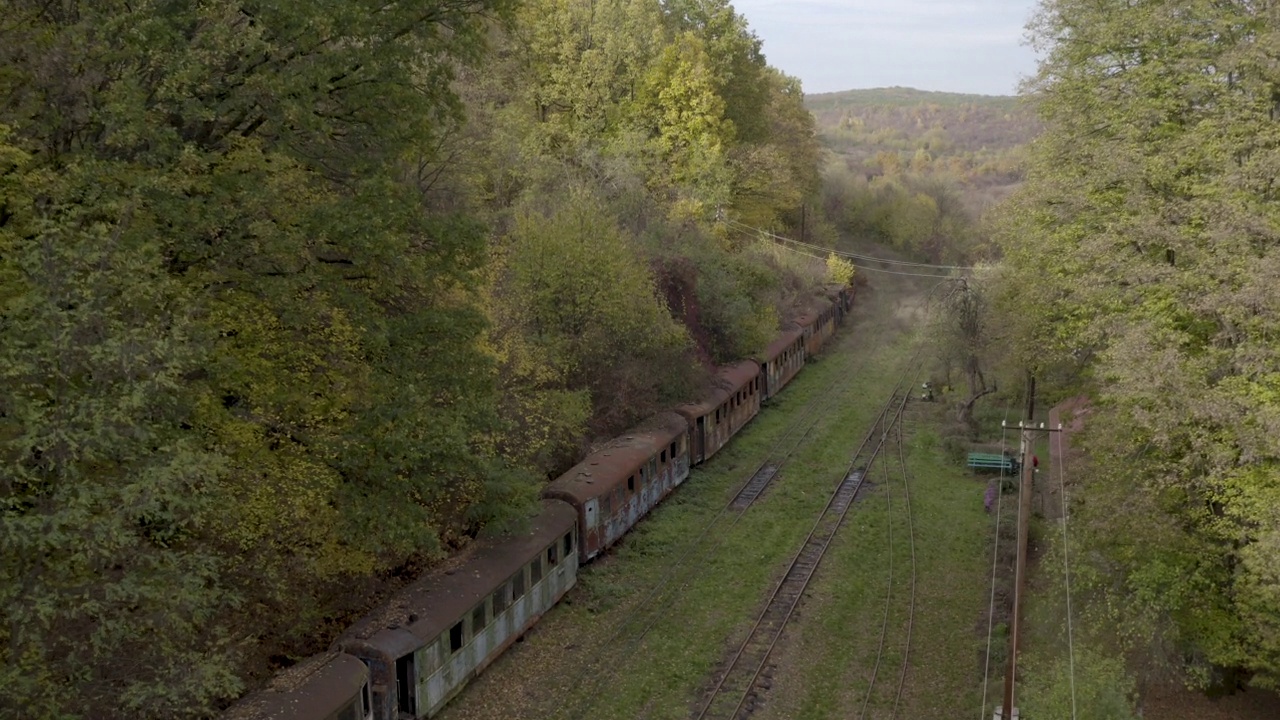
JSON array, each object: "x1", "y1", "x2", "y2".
[{"x1": 998, "y1": 375, "x2": 1060, "y2": 720}]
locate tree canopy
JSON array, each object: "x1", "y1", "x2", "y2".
[
  {"x1": 0, "y1": 1, "x2": 836, "y2": 716},
  {"x1": 1, "y1": 1, "x2": 532, "y2": 716},
  {"x1": 995, "y1": 0, "x2": 1280, "y2": 690}
]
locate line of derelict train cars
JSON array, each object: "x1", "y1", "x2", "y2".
[{"x1": 226, "y1": 285, "x2": 856, "y2": 720}]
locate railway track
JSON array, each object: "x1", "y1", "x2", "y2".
[
  {"x1": 692, "y1": 365, "x2": 918, "y2": 720},
  {"x1": 891, "y1": 417, "x2": 919, "y2": 718},
  {"x1": 856, "y1": 411, "x2": 919, "y2": 720}
]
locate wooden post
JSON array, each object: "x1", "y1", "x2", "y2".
[{"x1": 1001, "y1": 375, "x2": 1035, "y2": 718}]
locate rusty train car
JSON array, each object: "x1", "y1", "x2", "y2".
[
  {"x1": 225, "y1": 284, "x2": 854, "y2": 720},
  {"x1": 543, "y1": 412, "x2": 690, "y2": 562},
  {"x1": 677, "y1": 360, "x2": 763, "y2": 465},
  {"x1": 334, "y1": 501, "x2": 578, "y2": 720},
  {"x1": 223, "y1": 652, "x2": 372, "y2": 720}
]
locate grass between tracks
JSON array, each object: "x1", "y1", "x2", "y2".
[
  {"x1": 440, "y1": 288, "x2": 995, "y2": 720},
  {"x1": 760, "y1": 398, "x2": 994, "y2": 720}
]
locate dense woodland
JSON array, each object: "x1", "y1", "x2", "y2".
[
  {"x1": 994, "y1": 0, "x2": 1280, "y2": 703},
  {"x1": 3, "y1": 0, "x2": 1278, "y2": 717},
  {"x1": 0, "y1": 1, "x2": 831, "y2": 717}
]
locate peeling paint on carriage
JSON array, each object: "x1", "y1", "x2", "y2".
[{"x1": 542, "y1": 412, "x2": 690, "y2": 562}]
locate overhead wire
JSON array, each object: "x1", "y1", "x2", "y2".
[
  {"x1": 723, "y1": 218, "x2": 978, "y2": 272},
  {"x1": 979, "y1": 395, "x2": 1018, "y2": 720},
  {"x1": 727, "y1": 223, "x2": 967, "y2": 279}
]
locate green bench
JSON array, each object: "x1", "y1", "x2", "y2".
[{"x1": 967, "y1": 452, "x2": 1020, "y2": 474}]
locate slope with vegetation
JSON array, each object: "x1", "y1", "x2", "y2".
[{"x1": 0, "y1": 1, "x2": 833, "y2": 718}]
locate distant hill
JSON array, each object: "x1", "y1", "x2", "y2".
[
  {"x1": 805, "y1": 87, "x2": 1040, "y2": 162},
  {"x1": 807, "y1": 86, "x2": 1024, "y2": 112}
]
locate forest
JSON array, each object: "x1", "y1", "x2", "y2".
[
  {"x1": 994, "y1": 0, "x2": 1280, "y2": 704},
  {"x1": 0, "y1": 0, "x2": 834, "y2": 717},
  {"x1": 1, "y1": 0, "x2": 1277, "y2": 717}
]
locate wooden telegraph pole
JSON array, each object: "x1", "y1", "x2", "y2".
[{"x1": 998, "y1": 375, "x2": 1061, "y2": 720}]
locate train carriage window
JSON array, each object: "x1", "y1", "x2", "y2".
[
  {"x1": 671, "y1": 441, "x2": 678, "y2": 458},
  {"x1": 449, "y1": 621, "x2": 464, "y2": 652},
  {"x1": 563, "y1": 532, "x2": 572, "y2": 558},
  {"x1": 513, "y1": 569, "x2": 526, "y2": 600},
  {"x1": 472, "y1": 603, "x2": 486, "y2": 634},
  {"x1": 660, "y1": 449, "x2": 667, "y2": 463},
  {"x1": 627, "y1": 475, "x2": 635, "y2": 492},
  {"x1": 548, "y1": 544, "x2": 559, "y2": 567},
  {"x1": 493, "y1": 583, "x2": 509, "y2": 615},
  {"x1": 530, "y1": 557, "x2": 543, "y2": 584}
]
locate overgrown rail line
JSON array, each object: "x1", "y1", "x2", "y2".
[
  {"x1": 856, "y1": 407, "x2": 920, "y2": 720},
  {"x1": 692, "y1": 355, "x2": 921, "y2": 720},
  {"x1": 891, "y1": 417, "x2": 919, "y2": 718},
  {"x1": 563, "y1": 336, "x2": 872, "y2": 720}
]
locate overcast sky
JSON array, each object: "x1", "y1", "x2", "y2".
[{"x1": 732, "y1": 0, "x2": 1042, "y2": 96}]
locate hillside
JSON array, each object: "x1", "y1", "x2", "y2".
[{"x1": 806, "y1": 87, "x2": 1039, "y2": 161}]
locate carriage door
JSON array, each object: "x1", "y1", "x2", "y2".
[
  {"x1": 694, "y1": 417, "x2": 706, "y2": 464},
  {"x1": 584, "y1": 499, "x2": 599, "y2": 556},
  {"x1": 396, "y1": 653, "x2": 416, "y2": 717}
]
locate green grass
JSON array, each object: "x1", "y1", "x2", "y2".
[{"x1": 761, "y1": 403, "x2": 996, "y2": 720}]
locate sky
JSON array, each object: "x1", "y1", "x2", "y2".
[{"x1": 731, "y1": 0, "x2": 1043, "y2": 96}]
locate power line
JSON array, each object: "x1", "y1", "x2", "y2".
[
  {"x1": 980, "y1": 411, "x2": 1013, "y2": 720},
  {"x1": 733, "y1": 224, "x2": 967, "y2": 279},
  {"x1": 723, "y1": 218, "x2": 978, "y2": 272}
]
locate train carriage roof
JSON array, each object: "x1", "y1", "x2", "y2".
[
  {"x1": 821, "y1": 282, "x2": 850, "y2": 299},
  {"x1": 761, "y1": 326, "x2": 804, "y2": 363},
  {"x1": 541, "y1": 411, "x2": 688, "y2": 505},
  {"x1": 796, "y1": 292, "x2": 841, "y2": 328},
  {"x1": 224, "y1": 652, "x2": 367, "y2": 720},
  {"x1": 335, "y1": 499, "x2": 577, "y2": 653},
  {"x1": 674, "y1": 361, "x2": 761, "y2": 419}
]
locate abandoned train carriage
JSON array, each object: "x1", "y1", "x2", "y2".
[
  {"x1": 542, "y1": 412, "x2": 690, "y2": 562},
  {"x1": 810, "y1": 299, "x2": 840, "y2": 352},
  {"x1": 676, "y1": 360, "x2": 762, "y2": 464},
  {"x1": 833, "y1": 283, "x2": 856, "y2": 314},
  {"x1": 760, "y1": 326, "x2": 805, "y2": 400},
  {"x1": 224, "y1": 652, "x2": 372, "y2": 720},
  {"x1": 334, "y1": 500, "x2": 578, "y2": 720}
]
